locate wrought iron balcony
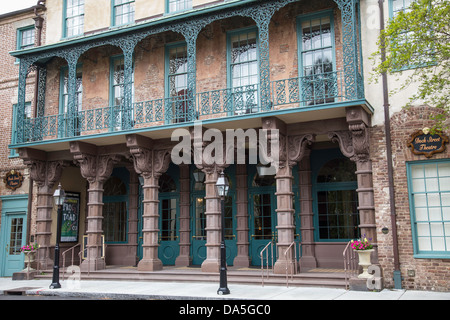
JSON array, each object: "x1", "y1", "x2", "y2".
[{"x1": 17, "y1": 70, "x2": 362, "y2": 143}]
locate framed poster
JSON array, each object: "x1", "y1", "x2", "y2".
[{"x1": 60, "y1": 192, "x2": 80, "y2": 243}]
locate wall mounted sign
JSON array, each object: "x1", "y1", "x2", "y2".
[
  {"x1": 4, "y1": 170, "x2": 24, "y2": 191},
  {"x1": 408, "y1": 129, "x2": 449, "y2": 158}
]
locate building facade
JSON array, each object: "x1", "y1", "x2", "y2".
[{"x1": 1, "y1": 0, "x2": 448, "y2": 291}]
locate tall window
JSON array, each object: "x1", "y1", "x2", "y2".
[
  {"x1": 298, "y1": 12, "x2": 336, "y2": 105},
  {"x1": 167, "y1": 0, "x2": 192, "y2": 13},
  {"x1": 159, "y1": 173, "x2": 178, "y2": 242},
  {"x1": 110, "y1": 55, "x2": 134, "y2": 130},
  {"x1": 103, "y1": 176, "x2": 128, "y2": 243},
  {"x1": 60, "y1": 66, "x2": 83, "y2": 137},
  {"x1": 64, "y1": 0, "x2": 84, "y2": 38},
  {"x1": 112, "y1": 0, "x2": 135, "y2": 26},
  {"x1": 315, "y1": 157, "x2": 359, "y2": 241},
  {"x1": 167, "y1": 44, "x2": 188, "y2": 123},
  {"x1": 228, "y1": 29, "x2": 259, "y2": 114},
  {"x1": 407, "y1": 161, "x2": 450, "y2": 257}
]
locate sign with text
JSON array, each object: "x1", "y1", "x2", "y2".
[
  {"x1": 408, "y1": 130, "x2": 449, "y2": 158},
  {"x1": 61, "y1": 192, "x2": 80, "y2": 242},
  {"x1": 4, "y1": 170, "x2": 24, "y2": 191}
]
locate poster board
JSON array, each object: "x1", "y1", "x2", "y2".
[{"x1": 60, "y1": 192, "x2": 80, "y2": 243}]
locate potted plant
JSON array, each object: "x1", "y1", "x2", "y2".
[
  {"x1": 351, "y1": 236, "x2": 374, "y2": 279},
  {"x1": 21, "y1": 243, "x2": 39, "y2": 271}
]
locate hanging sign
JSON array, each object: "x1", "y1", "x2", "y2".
[
  {"x1": 60, "y1": 192, "x2": 80, "y2": 243},
  {"x1": 408, "y1": 128, "x2": 449, "y2": 158},
  {"x1": 4, "y1": 170, "x2": 24, "y2": 191}
]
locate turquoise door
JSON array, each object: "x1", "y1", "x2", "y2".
[
  {"x1": 158, "y1": 195, "x2": 179, "y2": 265},
  {"x1": 0, "y1": 195, "x2": 28, "y2": 277},
  {"x1": 191, "y1": 192, "x2": 206, "y2": 265},
  {"x1": 249, "y1": 191, "x2": 277, "y2": 266}
]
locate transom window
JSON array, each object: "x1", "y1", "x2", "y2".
[
  {"x1": 408, "y1": 161, "x2": 450, "y2": 257},
  {"x1": 64, "y1": 0, "x2": 84, "y2": 38}
]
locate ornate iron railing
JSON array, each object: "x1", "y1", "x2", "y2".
[{"x1": 18, "y1": 71, "x2": 350, "y2": 143}]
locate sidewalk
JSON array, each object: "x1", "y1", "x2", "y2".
[{"x1": 0, "y1": 277, "x2": 449, "y2": 300}]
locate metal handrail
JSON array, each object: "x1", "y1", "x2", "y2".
[
  {"x1": 62, "y1": 243, "x2": 81, "y2": 281},
  {"x1": 260, "y1": 241, "x2": 274, "y2": 287},
  {"x1": 284, "y1": 241, "x2": 298, "y2": 288},
  {"x1": 343, "y1": 240, "x2": 358, "y2": 290}
]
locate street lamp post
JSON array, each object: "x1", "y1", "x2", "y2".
[
  {"x1": 50, "y1": 183, "x2": 65, "y2": 289},
  {"x1": 216, "y1": 171, "x2": 230, "y2": 295}
]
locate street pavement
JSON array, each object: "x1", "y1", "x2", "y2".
[{"x1": 0, "y1": 277, "x2": 449, "y2": 301}]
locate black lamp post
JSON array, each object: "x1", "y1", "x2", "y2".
[
  {"x1": 50, "y1": 183, "x2": 65, "y2": 289},
  {"x1": 216, "y1": 171, "x2": 230, "y2": 295}
]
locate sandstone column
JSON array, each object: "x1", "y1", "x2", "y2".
[
  {"x1": 233, "y1": 164, "x2": 250, "y2": 267},
  {"x1": 70, "y1": 141, "x2": 120, "y2": 271},
  {"x1": 175, "y1": 165, "x2": 191, "y2": 266}
]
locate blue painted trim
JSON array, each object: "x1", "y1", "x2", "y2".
[{"x1": 406, "y1": 159, "x2": 450, "y2": 259}]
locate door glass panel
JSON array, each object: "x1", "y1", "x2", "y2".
[
  {"x1": 194, "y1": 197, "x2": 206, "y2": 240},
  {"x1": 161, "y1": 198, "x2": 177, "y2": 241},
  {"x1": 224, "y1": 196, "x2": 234, "y2": 240},
  {"x1": 253, "y1": 194, "x2": 272, "y2": 239},
  {"x1": 9, "y1": 218, "x2": 24, "y2": 255}
]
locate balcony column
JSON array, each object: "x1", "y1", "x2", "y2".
[
  {"x1": 334, "y1": 0, "x2": 363, "y2": 100},
  {"x1": 20, "y1": 148, "x2": 68, "y2": 270},
  {"x1": 65, "y1": 51, "x2": 82, "y2": 137},
  {"x1": 16, "y1": 58, "x2": 33, "y2": 144},
  {"x1": 126, "y1": 134, "x2": 171, "y2": 271},
  {"x1": 119, "y1": 38, "x2": 138, "y2": 130},
  {"x1": 70, "y1": 142, "x2": 121, "y2": 271},
  {"x1": 233, "y1": 164, "x2": 250, "y2": 267}
]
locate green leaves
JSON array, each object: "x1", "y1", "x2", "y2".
[{"x1": 372, "y1": 0, "x2": 450, "y2": 130}]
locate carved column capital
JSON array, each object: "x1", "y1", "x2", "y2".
[{"x1": 287, "y1": 134, "x2": 315, "y2": 168}]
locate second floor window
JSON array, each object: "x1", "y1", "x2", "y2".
[
  {"x1": 64, "y1": 0, "x2": 84, "y2": 38},
  {"x1": 113, "y1": 0, "x2": 135, "y2": 26},
  {"x1": 167, "y1": 44, "x2": 188, "y2": 123},
  {"x1": 17, "y1": 26, "x2": 35, "y2": 51},
  {"x1": 167, "y1": 0, "x2": 192, "y2": 14}
]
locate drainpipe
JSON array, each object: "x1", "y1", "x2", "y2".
[{"x1": 378, "y1": 0, "x2": 402, "y2": 289}]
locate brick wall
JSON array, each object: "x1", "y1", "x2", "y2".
[{"x1": 371, "y1": 105, "x2": 450, "y2": 291}]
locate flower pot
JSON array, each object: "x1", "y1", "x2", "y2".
[
  {"x1": 355, "y1": 249, "x2": 374, "y2": 279},
  {"x1": 23, "y1": 251, "x2": 36, "y2": 272}
]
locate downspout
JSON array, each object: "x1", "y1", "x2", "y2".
[
  {"x1": 27, "y1": 0, "x2": 46, "y2": 244},
  {"x1": 378, "y1": 0, "x2": 402, "y2": 289}
]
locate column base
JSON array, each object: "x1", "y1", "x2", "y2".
[
  {"x1": 80, "y1": 258, "x2": 106, "y2": 272},
  {"x1": 273, "y1": 259, "x2": 298, "y2": 275},
  {"x1": 137, "y1": 258, "x2": 163, "y2": 271},
  {"x1": 201, "y1": 259, "x2": 220, "y2": 273},
  {"x1": 233, "y1": 256, "x2": 251, "y2": 268},
  {"x1": 175, "y1": 255, "x2": 192, "y2": 267}
]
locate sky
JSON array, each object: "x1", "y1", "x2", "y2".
[{"x1": 0, "y1": 0, "x2": 40, "y2": 15}]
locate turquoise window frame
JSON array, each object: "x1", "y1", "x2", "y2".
[
  {"x1": 165, "y1": 41, "x2": 188, "y2": 124},
  {"x1": 111, "y1": 0, "x2": 135, "y2": 27},
  {"x1": 62, "y1": 0, "x2": 85, "y2": 39},
  {"x1": 15, "y1": 25, "x2": 35, "y2": 63},
  {"x1": 103, "y1": 168, "x2": 129, "y2": 244},
  {"x1": 406, "y1": 159, "x2": 450, "y2": 259},
  {"x1": 59, "y1": 64, "x2": 83, "y2": 138},
  {"x1": 159, "y1": 165, "x2": 180, "y2": 243},
  {"x1": 296, "y1": 10, "x2": 337, "y2": 106},
  {"x1": 311, "y1": 148, "x2": 359, "y2": 242},
  {"x1": 109, "y1": 54, "x2": 135, "y2": 131},
  {"x1": 226, "y1": 26, "x2": 260, "y2": 115},
  {"x1": 10, "y1": 102, "x2": 32, "y2": 158},
  {"x1": 166, "y1": 0, "x2": 192, "y2": 14}
]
